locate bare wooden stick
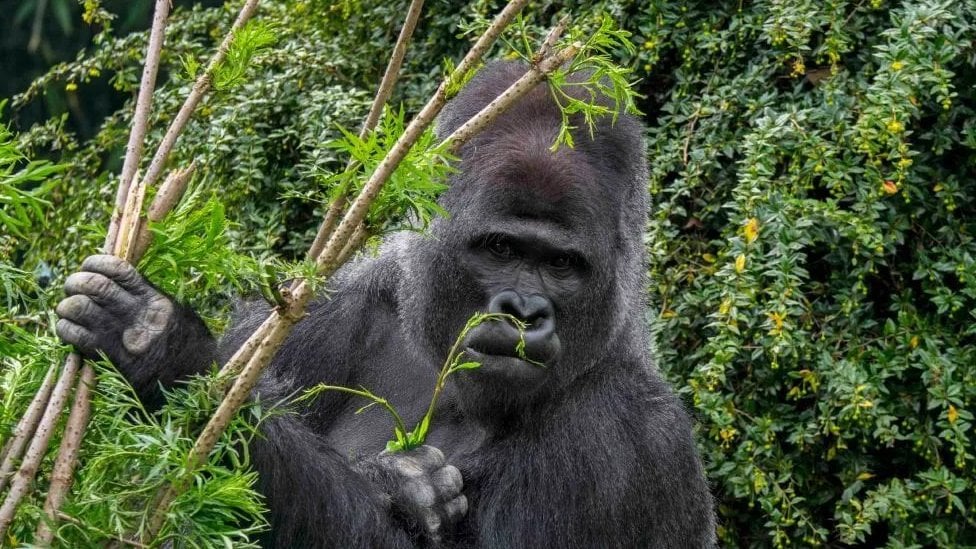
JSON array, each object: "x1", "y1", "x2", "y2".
[
  {"x1": 139, "y1": 1, "x2": 533, "y2": 538},
  {"x1": 306, "y1": 0, "x2": 426, "y2": 261},
  {"x1": 130, "y1": 162, "x2": 198, "y2": 261},
  {"x1": 0, "y1": 362, "x2": 57, "y2": 493},
  {"x1": 114, "y1": 172, "x2": 149, "y2": 258},
  {"x1": 34, "y1": 366, "x2": 94, "y2": 544},
  {"x1": 0, "y1": 354, "x2": 81, "y2": 533},
  {"x1": 106, "y1": 0, "x2": 173, "y2": 249},
  {"x1": 335, "y1": 223, "x2": 369, "y2": 266}
]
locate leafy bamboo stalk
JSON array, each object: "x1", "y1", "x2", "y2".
[
  {"x1": 0, "y1": 362, "x2": 57, "y2": 493},
  {"x1": 0, "y1": 354, "x2": 81, "y2": 534},
  {"x1": 140, "y1": 1, "x2": 532, "y2": 538},
  {"x1": 34, "y1": 366, "x2": 94, "y2": 544},
  {"x1": 306, "y1": 0, "x2": 426, "y2": 261},
  {"x1": 313, "y1": 0, "x2": 531, "y2": 273},
  {"x1": 0, "y1": 2, "x2": 173, "y2": 526}
]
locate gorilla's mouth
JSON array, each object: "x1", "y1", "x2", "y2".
[{"x1": 461, "y1": 319, "x2": 560, "y2": 383}]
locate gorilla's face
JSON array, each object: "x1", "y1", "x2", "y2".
[{"x1": 397, "y1": 62, "x2": 647, "y2": 422}]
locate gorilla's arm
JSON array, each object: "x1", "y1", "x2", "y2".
[
  {"x1": 56, "y1": 255, "x2": 466, "y2": 546},
  {"x1": 56, "y1": 255, "x2": 217, "y2": 409}
]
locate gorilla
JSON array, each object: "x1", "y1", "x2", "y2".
[{"x1": 55, "y1": 62, "x2": 716, "y2": 547}]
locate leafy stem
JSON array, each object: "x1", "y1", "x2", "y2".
[{"x1": 304, "y1": 312, "x2": 536, "y2": 452}]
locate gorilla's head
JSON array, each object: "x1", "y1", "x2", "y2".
[{"x1": 398, "y1": 62, "x2": 649, "y2": 423}]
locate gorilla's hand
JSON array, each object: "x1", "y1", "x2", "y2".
[
  {"x1": 357, "y1": 445, "x2": 467, "y2": 543},
  {"x1": 56, "y1": 254, "x2": 174, "y2": 369}
]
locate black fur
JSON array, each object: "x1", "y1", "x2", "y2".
[{"x1": 57, "y1": 61, "x2": 716, "y2": 547}]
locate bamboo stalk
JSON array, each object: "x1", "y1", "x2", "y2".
[
  {"x1": 0, "y1": 354, "x2": 81, "y2": 533},
  {"x1": 313, "y1": 0, "x2": 531, "y2": 272},
  {"x1": 34, "y1": 366, "x2": 94, "y2": 545},
  {"x1": 137, "y1": 0, "x2": 261, "y2": 199},
  {"x1": 442, "y1": 44, "x2": 579, "y2": 152},
  {"x1": 0, "y1": 362, "x2": 57, "y2": 494},
  {"x1": 306, "y1": 0, "x2": 427, "y2": 261}
]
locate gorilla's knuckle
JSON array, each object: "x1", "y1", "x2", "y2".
[
  {"x1": 56, "y1": 294, "x2": 95, "y2": 321},
  {"x1": 393, "y1": 458, "x2": 426, "y2": 479},
  {"x1": 403, "y1": 479, "x2": 437, "y2": 508},
  {"x1": 442, "y1": 495, "x2": 468, "y2": 521},
  {"x1": 432, "y1": 465, "x2": 463, "y2": 495}
]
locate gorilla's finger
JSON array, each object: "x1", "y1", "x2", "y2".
[
  {"x1": 407, "y1": 445, "x2": 445, "y2": 469},
  {"x1": 442, "y1": 495, "x2": 468, "y2": 522},
  {"x1": 431, "y1": 465, "x2": 463, "y2": 498},
  {"x1": 420, "y1": 508, "x2": 442, "y2": 537},
  {"x1": 55, "y1": 319, "x2": 99, "y2": 354},
  {"x1": 64, "y1": 271, "x2": 138, "y2": 310},
  {"x1": 56, "y1": 294, "x2": 113, "y2": 328},
  {"x1": 403, "y1": 478, "x2": 437, "y2": 508},
  {"x1": 81, "y1": 254, "x2": 146, "y2": 293}
]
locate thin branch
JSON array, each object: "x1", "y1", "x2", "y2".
[
  {"x1": 139, "y1": 0, "x2": 531, "y2": 538},
  {"x1": 107, "y1": 0, "x2": 173, "y2": 250},
  {"x1": 138, "y1": 0, "x2": 261, "y2": 202},
  {"x1": 306, "y1": 0, "x2": 426, "y2": 261},
  {"x1": 130, "y1": 162, "x2": 198, "y2": 261},
  {"x1": 0, "y1": 362, "x2": 57, "y2": 493},
  {"x1": 0, "y1": 354, "x2": 81, "y2": 534}
]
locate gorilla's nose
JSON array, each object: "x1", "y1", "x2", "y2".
[{"x1": 487, "y1": 290, "x2": 555, "y2": 340}]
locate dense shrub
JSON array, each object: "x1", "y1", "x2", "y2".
[{"x1": 2, "y1": 0, "x2": 975, "y2": 546}]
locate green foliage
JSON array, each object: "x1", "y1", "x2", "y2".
[
  {"x1": 638, "y1": 1, "x2": 976, "y2": 546},
  {"x1": 8, "y1": 362, "x2": 269, "y2": 547},
  {"x1": 304, "y1": 107, "x2": 454, "y2": 233}
]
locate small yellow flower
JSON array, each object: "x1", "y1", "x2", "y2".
[
  {"x1": 718, "y1": 298, "x2": 732, "y2": 316},
  {"x1": 65, "y1": 82, "x2": 78, "y2": 92},
  {"x1": 791, "y1": 57, "x2": 806, "y2": 78},
  {"x1": 948, "y1": 404, "x2": 959, "y2": 424},
  {"x1": 909, "y1": 335, "x2": 920, "y2": 349},
  {"x1": 719, "y1": 426, "x2": 737, "y2": 445},
  {"x1": 934, "y1": 182, "x2": 945, "y2": 192},
  {"x1": 660, "y1": 309, "x2": 676, "y2": 319},
  {"x1": 735, "y1": 254, "x2": 746, "y2": 273},
  {"x1": 887, "y1": 119, "x2": 904, "y2": 134},
  {"x1": 88, "y1": 67, "x2": 101, "y2": 78},
  {"x1": 743, "y1": 218, "x2": 760, "y2": 243},
  {"x1": 767, "y1": 311, "x2": 784, "y2": 335},
  {"x1": 702, "y1": 253, "x2": 717, "y2": 263},
  {"x1": 856, "y1": 472, "x2": 875, "y2": 481},
  {"x1": 891, "y1": 60, "x2": 905, "y2": 71},
  {"x1": 882, "y1": 180, "x2": 899, "y2": 195}
]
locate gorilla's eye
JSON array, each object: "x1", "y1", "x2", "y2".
[
  {"x1": 484, "y1": 235, "x2": 516, "y2": 259},
  {"x1": 549, "y1": 254, "x2": 574, "y2": 270}
]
